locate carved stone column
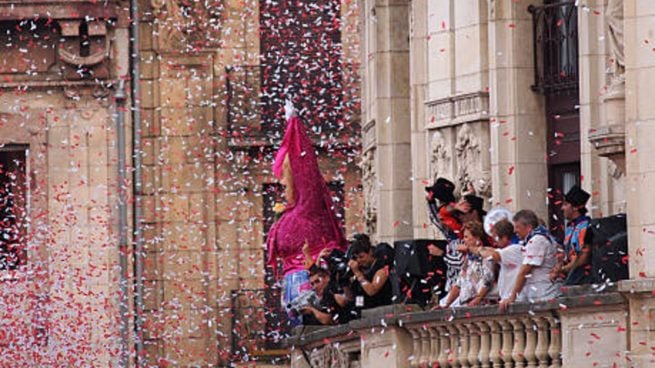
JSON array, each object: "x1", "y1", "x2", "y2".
[
  {"x1": 476, "y1": 321, "x2": 492, "y2": 368},
  {"x1": 501, "y1": 320, "x2": 516, "y2": 368},
  {"x1": 488, "y1": 320, "x2": 503, "y2": 368},
  {"x1": 408, "y1": 328, "x2": 422, "y2": 368},
  {"x1": 467, "y1": 323, "x2": 481, "y2": 368},
  {"x1": 438, "y1": 325, "x2": 451, "y2": 368},
  {"x1": 428, "y1": 326, "x2": 441, "y2": 366},
  {"x1": 458, "y1": 324, "x2": 471, "y2": 368},
  {"x1": 447, "y1": 324, "x2": 462, "y2": 368},
  {"x1": 546, "y1": 316, "x2": 561, "y2": 368},
  {"x1": 522, "y1": 318, "x2": 538, "y2": 368},
  {"x1": 420, "y1": 328, "x2": 431, "y2": 367},
  {"x1": 510, "y1": 318, "x2": 526, "y2": 368},
  {"x1": 534, "y1": 318, "x2": 550, "y2": 368}
]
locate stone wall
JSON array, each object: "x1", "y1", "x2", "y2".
[{"x1": 0, "y1": 1, "x2": 129, "y2": 365}]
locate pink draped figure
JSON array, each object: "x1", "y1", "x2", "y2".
[
  {"x1": 266, "y1": 103, "x2": 347, "y2": 326},
  {"x1": 267, "y1": 105, "x2": 347, "y2": 279}
]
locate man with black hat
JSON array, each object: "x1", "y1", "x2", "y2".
[
  {"x1": 425, "y1": 177, "x2": 463, "y2": 239},
  {"x1": 560, "y1": 185, "x2": 593, "y2": 285}
]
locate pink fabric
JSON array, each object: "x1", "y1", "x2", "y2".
[{"x1": 267, "y1": 115, "x2": 347, "y2": 277}]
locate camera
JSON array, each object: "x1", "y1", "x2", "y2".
[{"x1": 286, "y1": 291, "x2": 318, "y2": 317}]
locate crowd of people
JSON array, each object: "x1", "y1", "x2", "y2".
[{"x1": 291, "y1": 177, "x2": 596, "y2": 326}]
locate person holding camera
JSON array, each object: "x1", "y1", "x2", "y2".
[
  {"x1": 347, "y1": 234, "x2": 393, "y2": 311},
  {"x1": 300, "y1": 267, "x2": 338, "y2": 325},
  {"x1": 302, "y1": 242, "x2": 355, "y2": 324}
]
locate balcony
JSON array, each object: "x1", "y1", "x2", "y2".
[
  {"x1": 528, "y1": 1, "x2": 579, "y2": 94},
  {"x1": 288, "y1": 286, "x2": 628, "y2": 368}
]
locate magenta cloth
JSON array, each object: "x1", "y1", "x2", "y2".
[{"x1": 267, "y1": 115, "x2": 347, "y2": 277}]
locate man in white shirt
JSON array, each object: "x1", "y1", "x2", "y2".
[{"x1": 499, "y1": 210, "x2": 562, "y2": 310}]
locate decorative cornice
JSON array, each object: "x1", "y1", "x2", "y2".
[{"x1": 425, "y1": 91, "x2": 490, "y2": 129}]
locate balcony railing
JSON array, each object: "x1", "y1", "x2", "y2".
[
  {"x1": 528, "y1": 1, "x2": 579, "y2": 94},
  {"x1": 288, "y1": 287, "x2": 628, "y2": 368}
]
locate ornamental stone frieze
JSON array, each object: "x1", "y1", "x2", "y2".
[
  {"x1": 425, "y1": 92, "x2": 491, "y2": 199},
  {"x1": 454, "y1": 123, "x2": 491, "y2": 198},
  {"x1": 151, "y1": 0, "x2": 223, "y2": 52}
]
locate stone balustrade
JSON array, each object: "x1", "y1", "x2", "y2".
[
  {"x1": 289, "y1": 287, "x2": 628, "y2": 368},
  {"x1": 403, "y1": 307, "x2": 560, "y2": 368}
]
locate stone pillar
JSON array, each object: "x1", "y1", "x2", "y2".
[
  {"x1": 579, "y1": 0, "x2": 627, "y2": 217},
  {"x1": 619, "y1": 1, "x2": 655, "y2": 366},
  {"x1": 488, "y1": 0, "x2": 548, "y2": 218},
  {"x1": 361, "y1": 0, "x2": 412, "y2": 243},
  {"x1": 409, "y1": 0, "x2": 430, "y2": 238},
  {"x1": 360, "y1": 327, "x2": 413, "y2": 367}
]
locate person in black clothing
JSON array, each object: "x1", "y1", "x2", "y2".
[
  {"x1": 300, "y1": 267, "x2": 338, "y2": 325},
  {"x1": 347, "y1": 234, "x2": 393, "y2": 310}
]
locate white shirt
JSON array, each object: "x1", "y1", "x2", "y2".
[
  {"x1": 521, "y1": 233, "x2": 562, "y2": 302},
  {"x1": 495, "y1": 244, "x2": 525, "y2": 301}
]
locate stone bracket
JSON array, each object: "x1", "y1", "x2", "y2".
[{"x1": 588, "y1": 124, "x2": 626, "y2": 176}]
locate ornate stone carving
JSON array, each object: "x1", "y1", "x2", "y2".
[
  {"x1": 57, "y1": 20, "x2": 112, "y2": 79},
  {"x1": 608, "y1": 159, "x2": 623, "y2": 180},
  {"x1": 362, "y1": 120, "x2": 376, "y2": 151},
  {"x1": 151, "y1": 0, "x2": 223, "y2": 51},
  {"x1": 361, "y1": 148, "x2": 377, "y2": 237},
  {"x1": 606, "y1": 0, "x2": 625, "y2": 96},
  {"x1": 429, "y1": 130, "x2": 451, "y2": 184},
  {"x1": 455, "y1": 124, "x2": 491, "y2": 198},
  {"x1": 309, "y1": 344, "x2": 353, "y2": 368}
]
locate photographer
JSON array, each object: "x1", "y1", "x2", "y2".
[
  {"x1": 302, "y1": 243, "x2": 354, "y2": 324},
  {"x1": 348, "y1": 234, "x2": 393, "y2": 311},
  {"x1": 300, "y1": 267, "x2": 336, "y2": 325}
]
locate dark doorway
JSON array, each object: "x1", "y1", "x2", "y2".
[{"x1": 530, "y1": 1, "x2": 581, "y2": 241}]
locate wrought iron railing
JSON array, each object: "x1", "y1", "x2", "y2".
[{"x1": 528, "y1": 1, "x2": 579, "y2": 94}]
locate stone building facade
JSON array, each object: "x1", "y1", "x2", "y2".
[
  {"x1": 0, "y1": 0, "x2": 362, "y2": 367},
  {"x1": 353, "y1": 0, "x2": 655, "y2": 366}
]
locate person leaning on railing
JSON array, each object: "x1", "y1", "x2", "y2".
[
  {"x1": 441, "y1": 221, "x2": 495, "y2": 308},
  {"x1": 499, "y1": 210, "x2": 562, "y2": 311}
]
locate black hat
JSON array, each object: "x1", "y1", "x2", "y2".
[
  {"x1": 564, "y1": 185, "x2": 590, "y2": 207},
  {"x1": 463, "y1": 194, "x2": 487, "y2": 217},
  {"x1": 425, "y1": 178, "x2": 456, "y2": 204}
]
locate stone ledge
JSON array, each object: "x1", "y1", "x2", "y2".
[
  {"x1": 287, "y1": 288, "x2": 627, "y2": 348},
  {"x1": 618, "y1": 278, "x2": 655, "y2": 294}
]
